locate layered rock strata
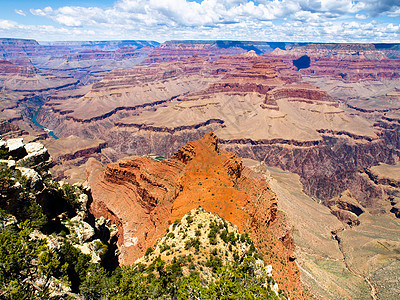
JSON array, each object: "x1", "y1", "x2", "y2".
[
  {"x1": 88, "y1": 133, "x2": 305, "y2": 299},
  {"x1": 37, "y1": 51, "x2": 399, "y2": 223}
]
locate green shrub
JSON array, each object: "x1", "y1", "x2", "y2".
[
  {"x1": 160, "y1": 243, "x2": 170, "y2": 253},
  {"x1": 208, "y1": 230, "x2": 217, "y2": 245},
  {"x1": 0, "y1": 149, "x2": 8, "y2": 159},
  {"x1": 228, "y1": 232, "x2": 237, "y2": 245},
  {"x1": 186, "y1": 215, "x2": 194, "y2": 225},
  {"x1": 145, "y1": 247, "x2": 153, "y2": 256},
  {"x1": 62, "y1": 183, "x2": 79, "y2": 210},
  {"x1": 220, "y1": 229, "x2": 228, "y2": 243},
  {"x1": 185, "y1": 238, "x2": 201, "y2": 251},
  {"x1": 205, "y1": 256, "x2": 222, "y2": 273},
  {"x1": 172, "y1": 220, "x2": 180, "y2": 230}
]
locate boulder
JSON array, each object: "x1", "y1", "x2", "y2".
[
  {"x1": 7, "y1": 160, "x2": 15, "y2": 169},
  {"x1": 17, "y1": 142, "x2": 51, "y2": 169},
  {"x1": 16, "y1": 167, "x2": 42, "y2": 189},
  {"x1": 75, "y1": 239, "x2": 107, "y2": 264},
  {"x1": 326, "y1": 190, "x2": 365, "y2": 225},
  {"x1": 6, "y1": 138, "x2": 26, "y2": 158},
  {"x1": 24, "y1": 142, "x2": 45, "y2": 154},
  {"x1": 330, "y1": 207, "x2": 360, "y2": 226}
]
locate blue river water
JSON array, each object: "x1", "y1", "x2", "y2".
[{"x1": 32, "y1": 106, "x2": 59, "y2": 139}]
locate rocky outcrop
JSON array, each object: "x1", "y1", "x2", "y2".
[
  {"x1": 0, "y1": 59, "x2": 36, "y2": 76},
  {"x1": 5, "y1": 138, "x2": 26, "y2": 158},
  {"x1": 0, "y1": 136, "x2": 121, "y2": 298},
  {"x1": 144, "y1": 42, "x2": 245, "y2": 63},
  {"x1": 365, "y1": 167, "x2": 400, "y2": 188},
  {"x1": 325, "y1": 190, "x2": 365, "y2": 226},
  {"x1": 88, "y1": 132, "x2": 305, "y2": 299},
  {"x1": 114, "y1": 118, "x2": 225, "y2": 134},
  {"x1": 0, "y1": 38, "x2": 159, "y2": 61},
  {"x1": 302, "y1": 57, "x2": 400, "y2": 81},
  {"x1": 136, "y1": 207, "x2": 283, "y2": 297},
  {"x1": 226, "y1": 136, "x2": 397, "y2": 200},
  {"x1": 16, "y1": 142, "x2": 51, "y2": 169},
  {"x1": 0, "y1": 58, "x2": 79, "y2": 93},
  {"x1": 269, "y1": 43, "x2": 390, "y2": 60},
  {"x1": 1, "y1": 139, "x2": 52, "y2": 170},
  {"x1": 265, "y1": 82, "x2": 334, "y2": 103},
  {"x1": 0, "y1": 119, "x2": 22, "y2": 136}
]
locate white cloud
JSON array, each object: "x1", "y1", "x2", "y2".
[
  {"x1": 355, "y1": 14, "x2": 368, "y2": 19},
  {"x1": 30, "y1": 6, "x2": 53, "y2": 17},
  {"x1": 55, "y1": 15, "x2": 82, "y2": 27},
  {"x1": 0, "y1": 20, "x2": 17, "y2": 29},
  {"x1": 14, "y1": 9, "x2": 26, "y2": 16},
  {"x1": 0, "y1": 0, "x2": 396, "y2": 42},
  {"x1": 27, "y1": 0, "x2": 324, "y2": 28},
  {"x1": 31, "y1": 0, "x2": 396, "y2": 32},
  {"x1": 387, "y1": 8, "x2": 400, "y2": 17}
]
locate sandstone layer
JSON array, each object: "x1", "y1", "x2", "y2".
[{"x1": 88, "y1": 133, "x2": 305, "y2": 299}]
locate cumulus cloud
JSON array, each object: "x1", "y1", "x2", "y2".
[
  {"x1": 30, "y1": 0, "x2": 397, "y2": 30},
  {"x1": 2, "y1": 0, "x2": 398, "y2": 42},
  {"x1": 30, "y1": 6, "x2": 53, "y2": 17},
  {"x1": 0, "y1": 20, "x2": 17, "y2": 29},
  {"x1": 29, "y1": 0, "x2": 344, "y2": 28}
]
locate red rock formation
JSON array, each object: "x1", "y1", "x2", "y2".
[
  {"x1": 269, "y1": 43, "x2": 390, "y2": 60},
  {"x1": 144, "y1": 42, "x2": 245, "y2": 63},
  {"x1": 88, "y1": 132, "x2": 305, "y2": 299},
  {"x1": 0, "y1": 60, "x2": 21, "y2": 74},
  {"x1": 300, "y1": 57, "x2": 400, "y2": 81},
  {"x1": 0, "y1": 59, "x2": 36, "y2": 77},
  {"x1": 0, "y1": 38, "x2": 71, "y2": 60},
  {"x1": 267, "y1": 45, "x2": 400, "y2": 82},
  {"x1": 265, "y1": 82, "x2": 334, "y2": 104},
  {"x1": 61, "y1": 47, "x2": 154, "y2": 62}
]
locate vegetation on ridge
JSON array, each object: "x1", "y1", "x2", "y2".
[{"x1": 81, "y1": 209, "x2": 287, "y2": 300}]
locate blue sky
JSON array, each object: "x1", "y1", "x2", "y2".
[{"x1": 0, "y1": 0, "x2": 399, "y2": 42}]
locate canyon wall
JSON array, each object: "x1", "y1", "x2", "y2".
[{"x1": 88, "y1": 132, "x2": 305, "y2": 299}]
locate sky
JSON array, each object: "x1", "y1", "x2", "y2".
[{"x1": 0, "y1": 0, "x2": 399, "y2": 43}]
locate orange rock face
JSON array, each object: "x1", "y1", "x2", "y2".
[{"x1": 88, "y1": 132, "x2": 305, "y2": 299}]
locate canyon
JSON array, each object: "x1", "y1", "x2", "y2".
[{"x1": 1, "y1": 38, "x2": 400, "y2": 299}]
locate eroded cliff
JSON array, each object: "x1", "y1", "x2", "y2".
[{"x1": 88, "y1": 132, "x2": 305, "y2": 299}]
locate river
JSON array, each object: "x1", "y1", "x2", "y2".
[{"x1": 32, "y1": 105, "x2": 59, "y2": 139}]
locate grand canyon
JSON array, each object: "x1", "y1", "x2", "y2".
[{"x1": 1, "y1": 37, "x2": 400, "y2": 299}]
